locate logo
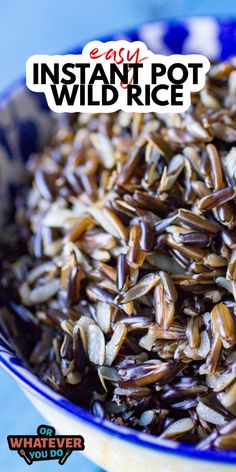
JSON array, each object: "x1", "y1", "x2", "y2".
[{"x1": 7, "y1": 424, "x2": 85, "y2": 465}]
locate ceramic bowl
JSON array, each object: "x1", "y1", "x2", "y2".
[{"x1": 1, "y1": 16, "x2": 236, "y2": 472}]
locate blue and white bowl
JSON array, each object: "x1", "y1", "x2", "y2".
[{"x1": 1, "y1": 17, "x2": 236, "y2": 472}]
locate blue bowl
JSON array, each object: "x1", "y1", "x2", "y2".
[{"x1": 0, "y1": 16, "x2": 236, "y2": 472}]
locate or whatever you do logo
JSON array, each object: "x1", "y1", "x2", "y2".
[
  {"x1": 7, "y1": 424, "x2": 84, "y2": 465},
  {"x1": 26, "y1": 40, "x2": 210, "y2": 113}
]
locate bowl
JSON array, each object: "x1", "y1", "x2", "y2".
[{"x1": 1, "y1": 16, "x2": 236, "y2": 472}]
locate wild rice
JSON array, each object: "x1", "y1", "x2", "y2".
[{"x1": 1, "y1": 60, "x2": 236, "y2": 450}]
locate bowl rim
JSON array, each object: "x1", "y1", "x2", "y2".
[
  {"x1": 1, "y1": 338, "x2": 236, "y2": 465},
  {"x1": 1, "y1": 13, "x2": 236, "y2": 104},
  {"x1": 1, "y1": 15, "x2": 236, "y2": 465}
]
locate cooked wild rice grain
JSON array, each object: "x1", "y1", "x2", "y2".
[{"x1": 1, "y1": 60, "x2": 236, "y2": 450}]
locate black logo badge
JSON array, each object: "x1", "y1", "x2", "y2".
[{"x1": 8, "y1": 424, "x2": 85, "y2": 465}]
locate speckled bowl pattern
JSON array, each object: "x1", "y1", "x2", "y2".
[{"x1": 1, "y1": 17, "x2": 236, "y2": 472}]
